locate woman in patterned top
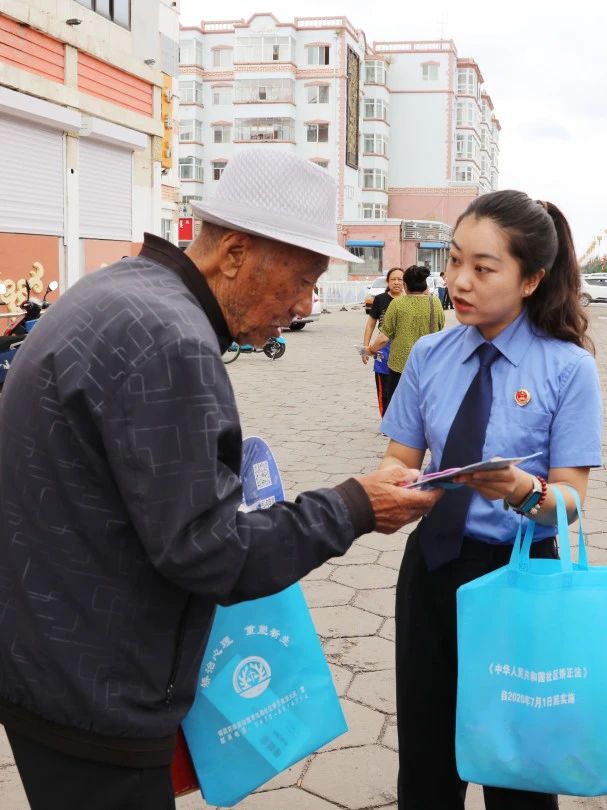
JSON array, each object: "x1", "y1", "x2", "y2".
[
  {"x1": 366, "y1": 265, "x2": 445, "y2": 404},
  {"x1": 361, "y1": 267, "x2": 405, "y2": 415}
]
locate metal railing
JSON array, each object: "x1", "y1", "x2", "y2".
[{"x1": 317, "y1": 281, "x2": 368, "y2": 308}]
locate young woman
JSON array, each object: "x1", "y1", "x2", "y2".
[
  {"x1": 366, "y1": 265, "x2": 445, "y2": 406},
  {"x1": 380, "y1": 191, "x2": 602, "y2": 809},
  {"x1": 361, "y1": 267, "x2": 404, "y2": 415}
]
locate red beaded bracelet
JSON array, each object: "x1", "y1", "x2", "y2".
[{"x1": 527, "y1": 475, "x2": 548, "y2": 518}]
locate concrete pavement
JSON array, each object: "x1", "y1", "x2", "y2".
[{"x1": 2, "y1": 305, "x2": 607, "y2": 809}]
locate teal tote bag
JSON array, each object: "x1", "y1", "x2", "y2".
[
  {"x1": 181, "y1": 437, "x2": 347, "y2": 807},
  {"x1": 456, "y1": 487, "x2": 607, "y2": 796}
]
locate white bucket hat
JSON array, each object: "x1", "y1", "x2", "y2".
[{"x1": 190, "y1": 150, "x2": 362, "y2": 262}]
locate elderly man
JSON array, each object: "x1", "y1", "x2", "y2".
[{"x1": 0, "y1": 151, "x2": 439, "y2": 810}]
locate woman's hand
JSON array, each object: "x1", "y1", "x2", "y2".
[{"x1": 453, "y1": 464, "x2": 532, "y2": 504}]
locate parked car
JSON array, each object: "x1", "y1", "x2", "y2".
[
  {"x1": 580, "y1": 274, "x2": 607, "y2": 306},
  {"x1": 290, "y1": 286, "x2": 321, "y2": 330},
  {"x1": 362, "y1": 277, "x2": 388, "y2": 314},
  {"x1": 362, "y1": 274, "x2": 439, "y2": 315}
]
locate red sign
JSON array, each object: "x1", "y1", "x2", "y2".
[{"x1": 179, "y1": 217, "x2": 193, "y2": 241}]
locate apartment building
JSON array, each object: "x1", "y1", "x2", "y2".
[
  {"x1": 178, "y1": 14, "x2": 501, "y2": 276},
  {"x1": 0, "y1": 0, "x2": 179, "y2": 300}
]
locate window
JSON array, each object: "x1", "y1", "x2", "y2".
[
  {"x1": 457, "y1": 68, "x2": 476, "y2": 96},
  {"x1": 422, "y1": 63, "x2": 439, "y2": 81},
  {"x1": 307, "y1": 85, "x2": 329, "y2": 104},
  {"x1": 235, "y1": 35, "x2": 295, "y2": 63},
  {"x1": 362, "y1": 169, "x2": 387, "y2": 190},
  {"x1": 311, "y1": 159, "x2": 329, "y2": 169},
  {"x1": 361, "y1": 203, "x2": 387, "y2": 219},
  {"x1": 179, "y1": 119, "x2": 203, "y2": 142},
  {"x1": 456, "y1": 133, "x2": 477, "y2": 160},
  {"x1": 306, "y1": 123, "x2": 328, "y2": 143},
  {"x1": 364, "y1": 99, "x2": 389, "y2": 122},
  {"x1": 234, "y1": 79, "x2": 294, "y2": 103},
  {"x1": 348, "y1": 245, "x2": 382, "y2": 275},
  {"x1": 212, "y1": 161, "x2": 227, "y2": 180},
  {"x1": 307, "y1": 45, "x2": 330, "y2": 65},
  {"x1": 363, "y1": 133, "x2": 388, "y2": 156},
  {"x1": 212, "y1": 48, "x2": 232, "y2": 68},
  {"x1": 212, "y1": 86, "x2": 231, "y2": 105},
  {"x1": 365, "y1": 61, "x2": 386, "y2": 84},
  {"x1": 180, "y1": 39, "x2": 203, "y2": 66},
  {"x1": 234, "y1": 118, "x2": 295, "y2": 141},
  {"x1": 179, "y1": 79, "x2": 203, "y2": 105},
  {"x1": 455, "y1": 166, "x2": 474, "y2": 182},
  {"x1": 213, "y1": 125, "x2": 231, "y2": 144},
  {"x1": 75, "y1": 0, "x2": 130, "y2": 28},
  {"x1": 161, "y1": 218, "x2": 172, "y2": 242},
  {"x1": 179, "y1": 157, "x2": 203, "y2": 181}
]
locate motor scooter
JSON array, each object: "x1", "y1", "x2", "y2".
[
  {"x1": 223, "y1": 335, "x2": 286, "y2": 364},
  {"x1": 0, "y1": 278, "x2": 59, "y2": 391}
]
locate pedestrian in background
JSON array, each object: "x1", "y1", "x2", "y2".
[
  {"x1": 437, "y1": 270, "x2": 447, "y2": 308},
  {"x1": 380, "y1": 191, "x2": 601, "y2": 809},
  {"x1": 366, "y1": 265, "x2": 444, "y2": 406},
  {"x1": 361, "y1": 266, "x2": 404, "y2": 415},
  {"x1": 0, "y1": 151, "x2": 441, "y2": 810}
]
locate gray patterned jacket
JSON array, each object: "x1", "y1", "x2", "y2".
[{"x1": 0, "y1": 235, "x2": 373, "y2": 766}]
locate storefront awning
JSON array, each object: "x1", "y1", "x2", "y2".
[
  {"x1": 346, "y1": 240, "x2": 385, "y2": 247},
  {"x1": 420, "y1": 241, "x2": 450, "y2": 249}
]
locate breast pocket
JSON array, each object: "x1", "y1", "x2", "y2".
[{"x1": 490, "y1": 400, "x2": 552, "y2": 459}]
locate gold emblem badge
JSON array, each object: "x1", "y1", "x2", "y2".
[{"x1": 514, "y1": 389, "x2": 531, "y2": 406}]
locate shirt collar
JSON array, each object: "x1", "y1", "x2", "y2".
[
  {"x1": 139, "y1": 233, "x2": 232, "y2": 352},
  {"x1": 460, "y1": 309, "x2": 534, "y2": 367}
]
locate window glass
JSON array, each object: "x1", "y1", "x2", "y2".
[{"x1": 113, "y1": 0, "x2": 130, "y2": 27}]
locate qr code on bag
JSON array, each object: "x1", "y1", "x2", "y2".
[{"x1": 253, "y1": 460, "x2": 272, "y2": 490}]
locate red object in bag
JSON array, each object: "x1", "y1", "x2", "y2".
[{"x1": 171, "y1": 727, "x2": 199, "y2": 797}]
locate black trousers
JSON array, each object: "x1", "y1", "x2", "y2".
[
  {"x1": 375, "y1": 371, "x2": 391, "y2": 417},
  {"x1": 387, "y1": 369, "x2": 402, "y2": 406},
  {"x1": 6, "y1": 729, "x2": 176, "y2": 810},
  {"x1": 395, "y1": 527, "x2": 559, "y2": 810}
]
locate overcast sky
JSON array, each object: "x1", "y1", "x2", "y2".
[{"x1": 179, "y1": 0, "x2": 607, "y2": 259}]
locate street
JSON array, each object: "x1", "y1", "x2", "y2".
[{"x1": 2, "y1": 305, "x2": 607, "y2": 809}]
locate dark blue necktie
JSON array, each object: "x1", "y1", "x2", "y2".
[{"x1": 419, "y1": 342, "x2": 501, "y2": 570}]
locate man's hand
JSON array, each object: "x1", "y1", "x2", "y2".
[{"x1": 356, "y1": 465, "x2": 443, "y2": 534}]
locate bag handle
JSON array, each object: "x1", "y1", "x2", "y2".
[
  {"x1": 508, "y1": 484, "x2": 587, "y2": 573},
  {"x1": 428, "y1": 296, "x2": 436, "y2": 334}
]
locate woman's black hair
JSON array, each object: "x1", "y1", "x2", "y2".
[
  {"x1": 456, "y1": 190, "x2": 591, "y2": 352},
  {"x1": 404, "y1": 264, "x2": 430, "y2": 293},
  {"x1": 385, "y1": 266, "x2": 404, "y2": 292}
]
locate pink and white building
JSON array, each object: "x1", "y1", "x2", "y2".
[{"x1": 178, "y1": 14, "x2": 501, "y2": 277}]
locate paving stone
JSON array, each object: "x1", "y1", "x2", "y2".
[
  {"x1": 381, "y1": 721, "x2": 398, "y2": 751},
  {"x1": 357, "y1": 532, "x2": 408, "y2": 552},
  {"x1": 255, "y1": 758, "x2": 309, "y2": 792},
  {"x1": 311, "y1": 605, "x2": 382, "y2": 638},
  {"x1": 328, "y1": 663, "x2": 354, "y2": 697},
  {"x1": 377, "y1": 549, "x2": 404, "y2": 570},
  {"x1": 303, "y1": 563, "x2": 335, "y2": 582},
  {"x1": 331, "y1": 544, "x2": 380, "y2": 566},
  {"x1": 234, "y1": 787, "x2": 340, "y2": 809},
  {"x1": 321, "y1": 698, "x2": 384, "y2": 750},
  {"x1": 302, "y1": 579, "x2": 354, "y2": 608},
  {"x1": 353, "y1": 587, "x2": 396, "y2": 618},
  {"x1": 348, "y1": 668, "x2": 396, "y2": 714},
  {"x1": 379, "y1": 617, "x2": 396, "y2": 642},
  {"x1": 331, "y1": 564, "x2": 398, "y2": 590},
  {"x1": 303, "y1": 745, "x2": 398, "y2": 808},
  {"x1": 324, "y1": 636, "x2": 395, "y2": 671}
]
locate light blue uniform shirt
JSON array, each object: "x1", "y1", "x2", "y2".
[{"x1": 381, "y1": 311, "x2": 602, "y2": 543}]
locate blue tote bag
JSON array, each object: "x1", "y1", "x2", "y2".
[
  {"x1": 182, "y1": 436, "x2": 347, "y2": 807},
  {"x1": 456, "y1": 487, "x2": 607, "y2": 796}
]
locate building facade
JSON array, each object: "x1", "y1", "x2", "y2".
[
  {"x1": 0, "y1": 0, "x2": 179, "y2": 305},
  {"x1": 177, "y1": 14, "x2": 501, "y2": 277}
]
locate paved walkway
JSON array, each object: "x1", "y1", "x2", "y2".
[{"x1": 1, "y1": 306, "x2": 607, "y2": 809}]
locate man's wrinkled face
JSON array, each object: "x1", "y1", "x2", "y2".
[{"x1": 227, "y1": 240, "x2": 328, "y2": 346}]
